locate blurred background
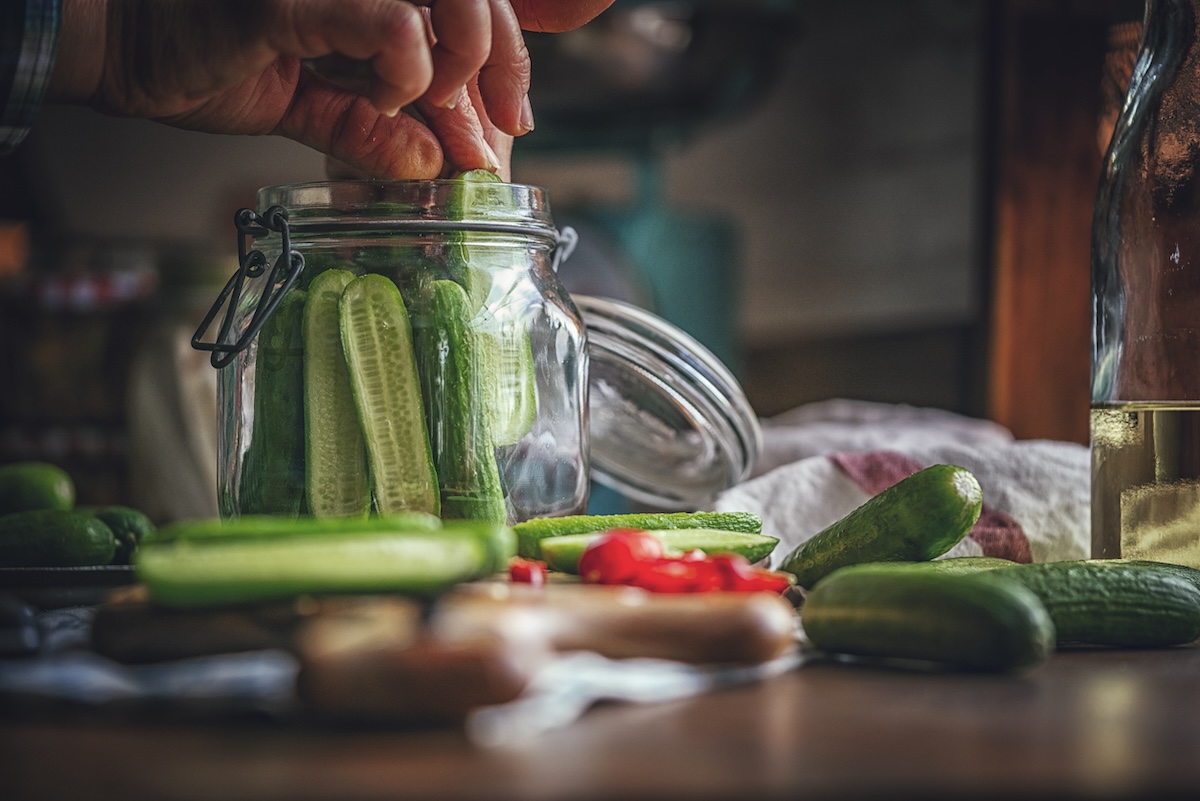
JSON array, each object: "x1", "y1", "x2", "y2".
[{"x1": 0, "y1": 0, "x2": 1144, "y2": 518}]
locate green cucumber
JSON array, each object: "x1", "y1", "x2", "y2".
[
  {"x1": 0, "y1": 462, "x2": 75, "y2": 514},
  {"x1": 914, "y1": 556, "x2": 1021, "y2": 575},
  {"x1": 304, "y1": 269, "x2": 371, "y2": 518},
  {"x1": 239, "y1": 289, "x2": 307, "y2": 516},
  {"x1": 136, "y1": 519, "x2": 510, "y2": 608},
  {"x1": 779, "y1": 464, "x2": 983, "y2": 589},
  {"x1": 92, "y1": 505, "x2": 155, "y2": 565},
  {"x1": 0, "y1": 509, "x2": 116, "y2": 567},
  {"x1": 801, "y1": 564, "x2": 1055, "y2": 673},
  {"x1": 513, "y1": 511, "x2": 764, "y2": 560},
  {"x1": 445, "y1": 170, "x2": 538, "y2": 445},
  {"x1": 415, "y1": 279, "x2": 507, "y2": 524},
  {"x1": 987, "y1": 560, "x2": 1200, "y2": 647},
  {"x1": 339, "y1": 274, "x2": 439, "y2": 516},
  {"x1": 145, "y1": 512, "x2": 441, "y2": 545},
  {"x1": 539, "y1": 528, "x2": 780, "y2": 574}
]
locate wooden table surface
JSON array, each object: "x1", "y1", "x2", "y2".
[{"x1": 4, "y1": 644, "x2": 1200, "y2": 801}]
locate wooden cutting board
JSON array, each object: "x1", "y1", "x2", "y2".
[{"x1": 91, "y1": 582, "x2": 799, "y2": 723}]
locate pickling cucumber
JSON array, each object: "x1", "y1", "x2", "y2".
[
  {"x1": 779, "y1": 464, "x2": 983, "y2": 589},
  {"x1": 801, "y1": 564, "x2": 1055, "y2": 672},
  {"x1": 538, "y1": 528, "x2": 780, "y2": 574},
  {"x1": 987, "y1": 560, "x2": 1200, "y2": 648},
  {"x1": 136, "y1": 519, "x2": 512, "y2": 608},
  {"x1": 239, "y1": 289, "x2": 307, "y2": 516},
  {"x1": 304, "y1": 268, "x2": 370, "y2": 519},
  {"x1": 340, "y1": 274, "x2": 439, "y2": 516},
  {"x1": 0, "y1": 509, "x2": 116, "y2": 567},
  {"x1": 0, "y1": 462, "x2": 74, "y2": 515},
  {"x1": 513, "y1": 511, "x2": 764, "y2": 560},
  {"x1": 415, "y1": 279, "x2": 507, "y2": 524}
]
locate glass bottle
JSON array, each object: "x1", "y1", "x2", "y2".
[{"x1": 1091, "y1": 0, "x2": 1200, "y2": 565}]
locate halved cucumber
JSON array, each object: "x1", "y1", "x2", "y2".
[
  {"x1": 339, "y1": 274, "x2": 439, "y2": 516},
  {"x1": 304, "y1": 269, "x2": 370, "y2": 519},
  {"x1": 512, "y1": 510, "x2": 764, "y2": 560},
  {"x1": 539, "y1": 528, "x2": 780, "y2": 574},
  {"x1": 136, "y1": 521, "x2": 509, "y2": 607}
]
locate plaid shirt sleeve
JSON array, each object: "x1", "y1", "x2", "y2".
[{"x1": 0, "y1": 0, "x2": 61, "y2": 154}]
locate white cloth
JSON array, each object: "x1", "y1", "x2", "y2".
[{"x1": 714, "y1": 400, "x2": 1090, "y2": 567}]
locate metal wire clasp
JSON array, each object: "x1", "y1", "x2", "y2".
[{"x1": 191, "y1": 206, "x2": 305, "y2": 369}]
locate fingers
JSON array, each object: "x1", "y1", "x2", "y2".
[
  {"x1": 476, "y1": 0, "x2": 533, "y2": 136},
  {"x1": 277, "y1": 69, "x2": 445, "y2": 179},
  {"x1": 267, "y1": 0, "x2": 433, "y2": 117},
  {"x1": 510, "y1": 0, "x2": 617, "y2": 32},
  {"x1": 420, "y1": 0, "x2": 492, "y2": 109},
  {"x1": 417, "y1": 88, "x2": 502, "y2": 176}
]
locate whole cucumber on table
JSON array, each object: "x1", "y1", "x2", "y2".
[
  {"x1": 986, "y1": 560, "x2": 1200, "y2": 648},
  {"x1": 0, "y1": 509, "x2": 116, "y2": 567},
  {"x1": 801, "y1": 563, "x2": 1055, "y2": 673},
  {"x1": 414, "y1": 279, "x2": 507, "y2": 525},
  {"x1": 239, "y1": 289, "x2": 307, "y2": 516},
  {"x1": 0, "y1": 462, "x2": 74, "y2": 515},
  {"x1": 779, "y1": 464, "x2": 983, "y2": 589}
]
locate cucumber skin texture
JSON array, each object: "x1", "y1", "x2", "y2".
[
  {"x1": 136, "y1": 522, "x2": 509, "y2": 608},
  {"x1": 0, "y1": 510, "x2": 116, "y2": 567},
  {"x1": 987, "y1": 561, "x2": 1200, "y2": 647},
  {"x1": 802, "y1": 564, "x2": 1055, "y2": 673},
  {"x1": 0, "y1": 462, "x2": 75, "y2": 515},
  {"x1": 539, "y1": 528, "x2": 780, "y2": 574},
  {"x1": 416, "y1": 280, "x2": 507, "y2": 525},
  {"x1": 239, "y1": 290, "x2": 307, "y2": 517},
  {"x1": 513, "y1": 511, "x2": 764, "y2": 559},
  {"x1": 92, "y1": 506, "x2": 155, "y2": 565},
  {"x1": 340, "y1": 274, "x2": 439, "y2": 517},
  {"x1": 303, "y1": 269, "x2": 371, "y2": 519},
  {"x1": 145, "y1": 513, "x2": 442, "y2": 545},
  {"x1": 779, "y1": 464, "x2": 983, "y2": 589}
]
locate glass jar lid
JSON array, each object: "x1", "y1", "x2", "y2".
[{"x1": 576, "y1": 295, "x2": 761, "y2": 509}]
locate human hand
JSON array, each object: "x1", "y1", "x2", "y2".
[{"x1": 49, "y1": 0, "x2": 614, "y2": 179}]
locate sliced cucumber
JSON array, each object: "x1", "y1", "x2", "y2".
[
  {"x1": 512, "y1": 511, "x2": 764, "y2": 560},
  {"x1": 339, "y1": 274, "x2": 439, "y2": 516},
  {"x1": 304, "y1": 269, "x2": 371, "y2": 519},
  {"x1": 539, "y1": 528, "x2": 780, "y2": 574},
  {"x1": 136, "y1": 524, "x2": 502, "y2": 607}
]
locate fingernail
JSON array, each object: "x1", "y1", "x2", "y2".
[
  {"x1": 439, "y1": 87, "x2": 464, "y2": 110},
  {"x1": 519, "y1": 95, "x2": 535, "y2": 134},
  {"x1": 381, "y1": 106, "x2": 401, "y2": 118},
  {"x1": 481, "y1": 139, "x2": 502, "y2": 172}
]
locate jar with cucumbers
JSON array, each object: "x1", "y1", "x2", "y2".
[{"x1": 195, "y1": 173, "x2": 759, "y2": 526}]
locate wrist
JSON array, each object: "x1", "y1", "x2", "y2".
[{"x1": 48, "y1": 0, "x2": 107, "y2": 104}]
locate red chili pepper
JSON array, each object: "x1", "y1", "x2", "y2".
[
  {"x1": 577, "y1": 528, "x2": 665, "y2": 584},
  {"x1": 509, "y1": 557, "x2": 547, "y2": 587}
]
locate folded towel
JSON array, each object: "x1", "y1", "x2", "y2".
[{"x1": 713, "y1": 400, "x2": 1090, "y2": 567}]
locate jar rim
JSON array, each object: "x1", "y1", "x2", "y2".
[{"x1": 256, "y1": 179, "x2": 558, "y2": 240}]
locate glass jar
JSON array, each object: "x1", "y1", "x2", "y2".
[
  {"x1": 194, "y1": 179, "x2": 759, "y2": 524},
  {"x1": 1091, "y1": 0, "x2": 1200, "y2": 565}
]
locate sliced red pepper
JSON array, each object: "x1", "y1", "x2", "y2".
[{"x1": 509, "y1": 556, "x2": 547, "y2": 587}]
